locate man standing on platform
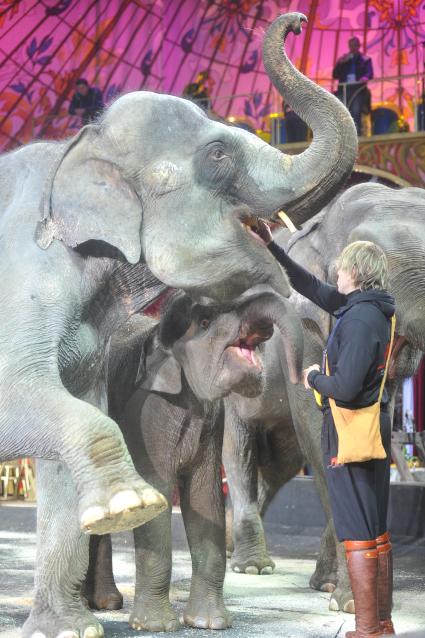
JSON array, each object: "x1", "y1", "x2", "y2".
[
  {"x1": 333, "y1": 37, "x2": 373, "y2": 135},
  {"x1": 69, "y1": 78, "x2": 104, "y2": 125}
]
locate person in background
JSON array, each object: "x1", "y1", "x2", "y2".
[
  {"x1": 333, "y1": 36, "x2": 373, "y2": 135},
  {"x1": 182, "y1": 70, "x2": 214, "y2": 112},
  {"x1": 253, "y1": 219, "x2": 396, "y2": 638},
  {"x1": 69, "y1": 78, "x2": 104, "y2": 125}
]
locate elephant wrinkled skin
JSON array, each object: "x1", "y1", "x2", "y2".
[
  {"x1": 85, "y1": 288, "x2": 303, "y2": 631},
  {"x1": 224, "y1": 182, "x2": 425, "y2": 614},
  {"x1": 0, "y1": 12, "x2": 357, "y2": 637}
]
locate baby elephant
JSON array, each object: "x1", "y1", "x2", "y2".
[{"x1": 85, "y1": 289, "x2": 303, "y2": 632}]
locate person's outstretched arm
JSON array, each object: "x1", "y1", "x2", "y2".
[
  {"x1": 254, "y1": 220, "x2": 346, "y2": 314},
  {"x1": 254, "y1": 221, "x2": 346, "y2": 314},
  {"x1": 268, "y1": 241, "x2": 345, "y2": 313}
]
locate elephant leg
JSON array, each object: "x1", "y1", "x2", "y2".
[
  {"x1": 22, "y1": 460, "x2": 104, "y2": 638},
  {"x1": 1, "y1": 384, "x2": 167, "y2": 535},
  {"x1": 290, "y1": 413, "x2": 341, "y2": 596},
  {"x1": 257, "y1": 423, "x2": 304, "y2": 515},
  {"x1": 180, "y1": 450, "x2": 231, "y2": 629},
  {"x1": 329, "y1": 540, "x2": 355, "y2": 614},
  {"x1": 83, "y1": 535, "x2": 123, "y2": 611},
  {"x1": 223, "y1": 410, "x2": 273, "y2": 575},
  {"x1": 129, "y1": 489, "x2": 181, "y2": 633},
  {"x1": 307, "y1": 459, "x2": 354, "y2": 611},
  {"x1": 287, "y1": 388, "x2": 353, "y2": 612},
  {"x1": 309, "y1": 520, "x2": 338, "y2": 593}
]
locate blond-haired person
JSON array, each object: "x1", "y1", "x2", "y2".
[{"x1": 255, "y1": 223, "x2": 395, "y2": 638}]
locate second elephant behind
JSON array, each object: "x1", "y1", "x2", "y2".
[
  {"x1": 224, "y1": 182, "x2": 425, "y2": 614},
  {"x1": 85, "y1": 288, "x2": 303, "y2": 631}
]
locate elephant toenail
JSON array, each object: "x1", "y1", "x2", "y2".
[
  {"x1": 260, "y1": 566, "x2": 273, "y2": 575},
  {"x1": 343, "y1": 600, "x2": 355, "y2": 614},
  {"x1": 31, "y1": 633, "x2": 47, "y2": 638},
  {"x1": 83, "y1": 626, "x2": 101, "y2": 638},
  {"x1": 141, "y1": 488, "x2": 157, "y2": 503},
  {"x1": 320, "y1": 582, "x2": 336, "y2": 593},
  {"x1": 329, "y1": 598, "x2": 340, "y2": 611},
  {"x1": 233, "y1": 565, "x2": 241, "y2": 573},
  {"x1": 109, "y1": 490, "x2": 141, "y2": 514},
  {"x1": 245, "y1": 566, "x2": 259, "y2": 575},
  {"x1": 194, "y1": 617, "x2": 208, "y2": 628},
  {"x1": 80, "y1": 506, "x2": 107, "y2": 529},
  {"x1": 57, "y1": 632, "x2": 79, "y2": 638},
  {"x1": 211, "y1": 617, "x2": 227, "y2": 629}
]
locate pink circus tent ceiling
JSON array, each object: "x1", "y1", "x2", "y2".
[{"x1": 0, "y1": 0, "x2": 424, "y2": 149}]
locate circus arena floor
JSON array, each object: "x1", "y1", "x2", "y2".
[{"x1": 0, "y1": 502, "x2": 424, "y2": 638}]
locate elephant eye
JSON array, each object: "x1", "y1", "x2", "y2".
[
  {"x1": 200, "y1": 318, "x2": 211, "y2": 329},
  {"x1": 210, "y1": 147, "x2": 227, "y2": 161}
]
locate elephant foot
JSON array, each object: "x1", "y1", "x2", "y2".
[
  {"x1": 309, "y1": 565, "x2": 337, "y2": 593},
  {"x1": 129, "y1": 599, "x2": 181, "y2": 632},
  {"x1": 83, "y1": 581, "x2": 123, "y2": 611},
  {"x1": 231, "y1": 552, "x2": 275, "y2": 575},
  {"x1": 329, "y1": 584, "x2": 355, "y2": 614},
  {"x1": 80, "y1": 483, "x2": 168, "y2": 535},
  {"x1": 22, "y1": 606, "x2": 104, "y2": 638},
  {"x1": 183, "y1": 592, "x2": 232, "y2": 629}
]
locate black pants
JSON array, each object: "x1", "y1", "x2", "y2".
[
  {"x1": 335, "y1": 84, "x2": 371, "y2": 136},
  {"x1": 321, "y1": 407, "x2": 392, "y2": 542}
]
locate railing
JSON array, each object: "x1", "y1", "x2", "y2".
[
  {"x1": 4, "y1": 71, "x2": 425, "y2": 150},
  {"x1": 210, "y1": 71, "x2": 425, "y2": 138}
]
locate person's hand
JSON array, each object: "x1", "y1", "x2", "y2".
[
  {"x1": 302, "y1": 364, "x2": 320, "y2": 390},
  {"x1": 252, "y1": 218, "x2": 273, "y2": 245}
]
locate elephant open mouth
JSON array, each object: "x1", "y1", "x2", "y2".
[
  {"x1": 239, "y1": 212, "x2": 288, "y2": 245},
  {"x1": 227, "y1": 342, "x2": 261, "y2": 368},
  {"x1": 225, "y1": 320, "x2": 274, "y2": 370}
]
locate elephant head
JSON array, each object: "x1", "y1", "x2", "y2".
[
  {"x1": 287, "y1": 182, "x2": 425, "y2": 378},
  {"x1": 143, "y1": 288, "x2": 303, "y2": 401},
  {"x1": 326, "y1": 184, "x2": 425, "y2": 375},
  {"x1": 35, "y1": 12, "x2": 357, "y2": 302}
]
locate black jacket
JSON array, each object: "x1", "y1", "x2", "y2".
[
  {"x1": 333, "y1": 53, "x2": 373, "y2": 84},
  {"x1": 268, "y1": 242, "x2": 395, "y2": 409},
  {"x1": 69, "y1": 87, "x2": 104, "y2": 123}
]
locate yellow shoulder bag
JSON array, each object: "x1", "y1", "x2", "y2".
[{"x1": 326, "y1": 314, "x2": 396, "y2": 464}]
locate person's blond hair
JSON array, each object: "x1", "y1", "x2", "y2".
[{"x1": 338, "y1": 240, "x2": 388, "y2": 291}]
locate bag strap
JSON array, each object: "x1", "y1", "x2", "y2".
[
  {"x1": 322, "y1": 316, "x2": 343, "y2": 372},
  {"x1": 378, "y1": 314, "x2": 396, "y2": 403}
]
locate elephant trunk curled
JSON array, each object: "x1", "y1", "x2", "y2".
[{"x1": 262, "y1": 13, "x2": 358, "y2": 226}]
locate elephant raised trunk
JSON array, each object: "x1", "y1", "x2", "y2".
[
  {"x1": 238, "y1": 291, "x2": 303, "y2": 384},
  {"x1": 262, "y1": 13, "x2": 358, "y2": 226}
]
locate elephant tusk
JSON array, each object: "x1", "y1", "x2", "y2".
[{"x1": 278, "y1": 211, "x2": 297, "y2": 233}]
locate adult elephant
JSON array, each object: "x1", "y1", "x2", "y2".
[
  {"x1": 84, "y1": 287, "x2": 303, "y2": 632},
  {"x1": 0, "y1": 13, "x2": 357, "y2": 638},
  {"x1": 224, "y1": 182, "x2": 424, "y2": 614}
]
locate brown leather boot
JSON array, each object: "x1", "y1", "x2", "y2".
[
  {"x1": 376, "y1": 532, "x2": 395, "y2": 635},
  {"x1": 344, "y1": 540, "x2": 384, "y2": 638}
]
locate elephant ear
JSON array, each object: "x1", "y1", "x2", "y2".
[
  {"x1": 159, "y1": 292, "x2": 193, "y2": 349},
  {"x1": 35, "y1": 125, "x2": 143, "y2": 264},
  {"x1": 145, "y1": 355, "x2": 183, "y2": 395},
  {"x1": 137, "y1": 343, "x2": 183, "y2": 395}
]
